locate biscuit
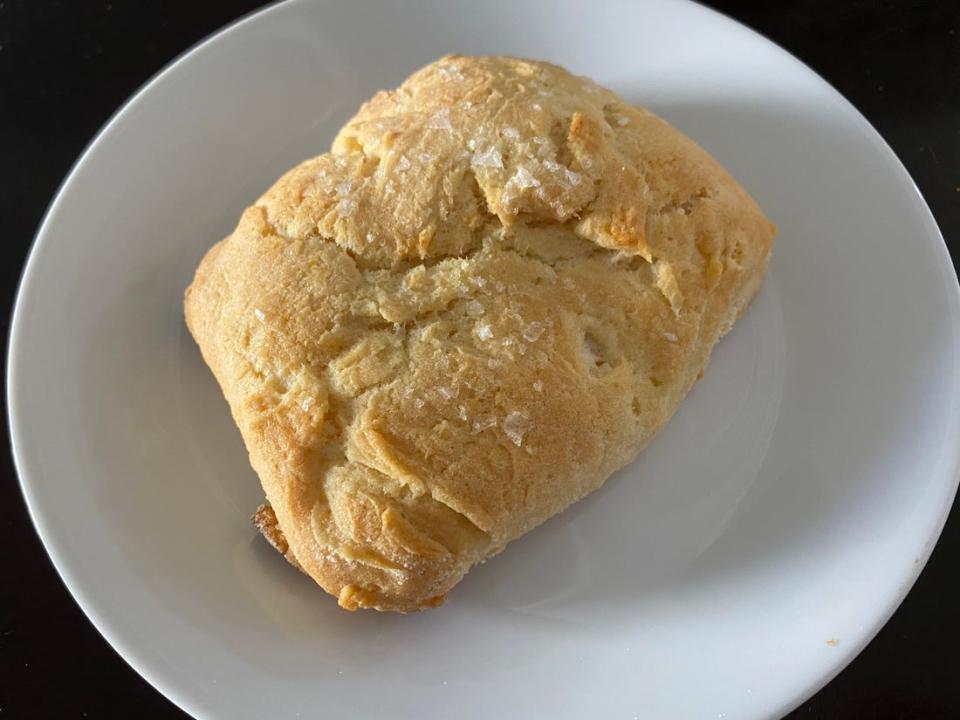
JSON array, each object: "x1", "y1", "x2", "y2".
[{"x1": 184, "y1": 55, "x2": 775, "y2": 611}]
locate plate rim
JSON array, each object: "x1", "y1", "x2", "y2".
[{"x1": 7, "y1": 1, "x2": 960, "y2": 718}]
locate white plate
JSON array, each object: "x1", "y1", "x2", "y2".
[{"x1": 9, "y1": 1, "x2": 959, "y2": 718}]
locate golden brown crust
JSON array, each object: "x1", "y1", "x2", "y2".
[{"x1": 185, "y1": 56, "x2": 775, "y2": 611}]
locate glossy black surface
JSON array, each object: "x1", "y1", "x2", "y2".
[{"x1": 1, "y1": 2, "x2": 957, "y2": 717}]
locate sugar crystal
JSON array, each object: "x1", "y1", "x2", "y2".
[
  {"x1": 522, "y1": 321, "x2": 545, "y2": 342},
  {"x1": 507, "y1": 165, "x2": 541, "y2": 190},
  {"x1": 337, "y1": 198, "x2": 357, "y2": 217},
  {"x1": 437, "y1": 385, "x2": 459, "y2": 400},
  {"x1": 438, "y1": 64, "x2": 465, "y2": 82},
  {"x1": 472, "y1": 146, "x2": 503, "y2": 169},
  {"x1": 564, "y1": 168, "x2": 582, "y2": 186},
  {"x1": 427, "y1": 108, "x2": 453, "y2": 131},
  {"x1": 472, "y1": 415, "x2": 497, "y2": 434},
  {"x1": 502, "y1": 410, "x2": 533, "y2": 447}
]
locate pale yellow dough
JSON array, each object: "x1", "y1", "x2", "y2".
[{"x1": 185, "y1": 56, "x2": 775, "y2": 611}]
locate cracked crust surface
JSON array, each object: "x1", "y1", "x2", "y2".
[{"x1": 184, "y1": 56, "x2": 775, "y2": 611}]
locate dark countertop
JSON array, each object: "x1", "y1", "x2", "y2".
[{"x1": 1, "y1": 2, "x2": 957, "y2": 717}]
